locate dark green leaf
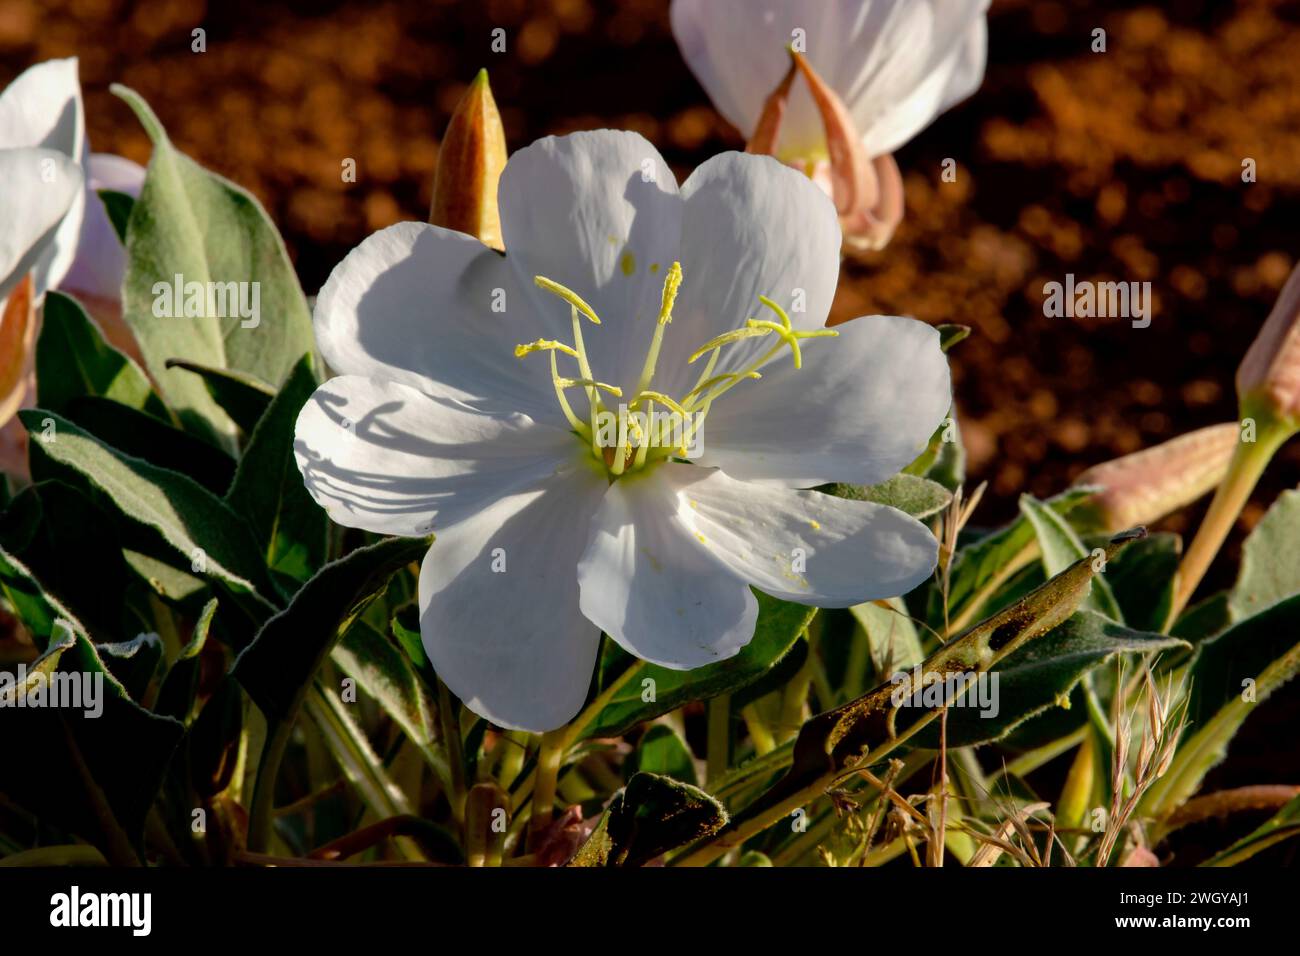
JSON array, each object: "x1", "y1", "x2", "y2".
[
  {"x1": 628, "y1": 725, "x2": 698, "y2": 785},
  {"x1": 1020, "y1": 494, "x2": 1122, "y2": 620},
  {"x1": 1228, "y1": 488, "x2": 1300, "y2": 622},
  {"x1": 0, "y1": 546, "x2": 184, "y2": 854},
  {"x1": 164, "y1": 359, "x2": 274, "y2": 435},
  {"x1": 1145, "y1": 594, "x2": 1300, "y2": 817},
  {"x1": 60, "y1": 395, "x2": 235, "y2": 494},
  {"x1": 154, "y1": 597, "x2": 218, "y2": 722},
  {"x1": 1106, "y1": 532, "x2": 1179, "y2": 634},
  {"x1": 0, "y1": 480, "x2": 132, "y2": 640},
  {"x1": 580, "y1": 592, "x2": 815, "y2": 739},
  {"x1": 97, "y1": 631, "x2": 164, "y2": 703},
  {"x1": 225, "y1": 354, "x2": 325, "y2": 586},
  {"x1": 1202, "y1": 795, "x2": 1300, "y2": 866},
  {"x1": 19, "y1": 409, "x2": 276, "y2": 611},
  {"x1": 568, "y1": 772, "x2": 727, "y2": 867},
  {"x1": 332, "y1": 619, "x2": 448, "y2": 783},
  {"x1": 36, "y1": 291, "x2": 168, "y2": 420},
  {"x1": 914, "y1": 610, "x2": 1185, "y2": 748},
  {"x1": 98, "y1": 189, "x2": 134, "y2": 243},
  {"x1": 232, "y1": 536, "x2": 428, "y2": 722}
]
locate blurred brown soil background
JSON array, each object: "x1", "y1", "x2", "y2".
[{"x1": 5, "y1": 0, "x2": 1300, "y2": 863}]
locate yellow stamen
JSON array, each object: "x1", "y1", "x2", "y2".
[
  {"x1": 688, "y1": 326, "x2": 773, "y2": 363},
  {"x1": 534, "y1": 275, "x2": 602, "y2": 324},
  {"x1": 555, "y1": 377, "x2": 622, "y2": 398},
  {"x1": 682, "y1": 371, "x2": 761, "y2": 403},
  {"x1": 657, "y1": 261, "x2": 683, "y2": 326},
  {"x1": 515, "y1": 338, "x2": 579, "y2": 359}
]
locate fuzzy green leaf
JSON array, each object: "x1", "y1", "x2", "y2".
[{"x1": 113, "y1": 85, "x2": 314, "y2": 445}]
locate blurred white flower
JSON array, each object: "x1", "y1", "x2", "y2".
[
  {"x1": 294, "y1": 130, "x2": 951, "y2": 731},
  {"x1": 671, "y1": 0, "x2": 988, "y2": 250},
  {"x1": 0, "y1": 57, "x2": 145, "y2": 473},
  {"x1": 0, "y1": 57, "x2": 145, "y2": 310}
]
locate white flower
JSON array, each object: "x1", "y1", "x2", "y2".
[
  {"x1": 0, "y1": 57, "x2": 145, "y2": 307},
  {"x1": 671, "y1": 0, "x2": 988, "y2": 249},
  {"x1": 0, "y1": 57, "x2": 145, "y2": 473},
  {"x1": 294, "y1": 130, "x2": 951, "y2": 732}
]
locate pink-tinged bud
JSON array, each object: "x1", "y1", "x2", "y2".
[
  {"x1": 747, "y1": 51, "x2": 904, "y2": 252},
  {"x1": 1237, "y1": 262, "x2": 1300, "y2": 426},
  {"x1": 1072, "y1": 422, "x2": 1240, "y2": 532},
  {"x1": 430, "y1": 69, "x2": 507, "y2": 252}
]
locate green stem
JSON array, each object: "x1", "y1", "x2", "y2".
[
  {"x1": 740, "y1": 703, "x2": 776, "y2": 755},
  {"x1": 1168, "y1": 419, "x2": 1288, "y2": 626},
  {"x1": 560, "y1": 662, "x2": 640, "y2": 750},
  {"x1": 528, "y1": 729, "x2": 566, "y2": 846},
  {"x1": 247, "y1": 717, "x2": 296, "y2": 854},
  {"x1": 706, "y1": 694, "x2": 731, "y2": 783},
  {"x1": 436, "y1": 678, "x2": 466, "y2": 824}
]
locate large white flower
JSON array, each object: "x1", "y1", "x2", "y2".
[
  {"x1": 671, "y1": 0, "x2": 988, "y2": 249},
  {"x1": 294, "y1": 130, "x2": 951, "y2": 732}
]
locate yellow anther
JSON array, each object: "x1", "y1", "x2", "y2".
[
  {"x1": 555, "y1": 377, "x2": 623, "y2": 398},
  {"x1": 682, "y1": 371, "x2": 761, "y2": 403},
  {"x1": 757, "y1": 294, "x2": 792, "y2": 330},
  {"x1": 631, "y1": 390, "x2": 690, "y2": 418},
  {"x1": 688, "y1": 326, "x2": 773, "y2": 363},
  {"x1": 745, "y1": 318, "x2": 838, "y2": 370},
  {"x1": 535, "y1": 275, "x2": 602, "y2": 324},
  {"x1": 515, "y1": 338, "x2": 579, "y2": 359},
  {"x1": 657, "y1": 261, "x2": 683, "y2": 326}
]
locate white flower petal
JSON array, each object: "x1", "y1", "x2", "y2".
[
  {"x1": 498, "y1": 130, "x2": 683, "y2": 392},
  {"x1": 0, "y1": 58, "x2": 87, "y2": 295},
  {"x1": 671, "y1": 0, "x2": 988, "y2": 158},
  {"x1": 419, "y1": 464, "x2": 607, "y2": 732},
  {"x1": 0, "y1": 58, "x2": 84, "y2": 155},
  {"x1": 856, "y1": 6, "x2": 989, "y2": 157},
  {"x1": 653, "y1": 151, "x2": 840, "y2": 396},
  {"x1": 313, "y1": 220, "x2": 563, "y2": 424},
  {"x1": 655, "y1": 463, "x2": 939, "y2": 606},
  {"x1": 293, "y1": 374, "x2": 578, "y2": 537},
  {"x1": 578, "y1": 469, "x2": 758, "y2": 669},
  {"x1": 0, "y1": 148, "x2": 83, "y2": 302},
  {"x1": 695, "y1": 314, "x2": 951, "y2": 487}
]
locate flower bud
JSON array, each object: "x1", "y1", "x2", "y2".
[
  {"x1": 1237, "y1": 261, "x2": 1300, "y2": 426},
  {"x1": 430, "y1": 69, "x2": 507, "y2": 252},
  {"x1": 1072, "y1": 422, "x2": 1240, "y2": 532}
]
